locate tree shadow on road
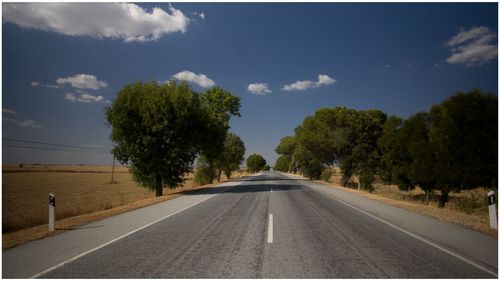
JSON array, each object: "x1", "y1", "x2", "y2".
[{"x1": 178, "y1": 182, "x2": 303, "y2": 196}]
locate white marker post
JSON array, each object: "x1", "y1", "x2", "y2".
[
  {"x1": 48, "y1": 193, "x2": 56, "y2": 231},
  {"x1": 487, "y1": 191, "x2": 497, "y2": 229}
]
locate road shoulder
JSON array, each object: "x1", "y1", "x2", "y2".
[
  {"x1": 298, "y1": 178, "x2": 498, "y2": 274},
  {"x1": 2, "y1": 181, "x2": 242, "y2": 278}
]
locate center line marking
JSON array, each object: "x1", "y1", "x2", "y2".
[{"x1": 267, "y1": 214, "x2": 273, "y2": 243}]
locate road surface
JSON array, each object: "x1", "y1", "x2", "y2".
[{"x1": 3, "y1": 172, "x2": 497, "y2": 278}]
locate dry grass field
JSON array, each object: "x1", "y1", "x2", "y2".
[
  {"x1": 318, "y1": 168, "x2": 497, "y2": 236},
  {"x1": 2, "y1": 164, "x2": 247, "y2": 248}
]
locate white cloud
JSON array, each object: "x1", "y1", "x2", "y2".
[
  {"x1": 64, "y1": 93, "x2": 77, "y2": 102},
  {"x1": 282, "y1": 74, "x2": 337, "y2": 91},
  {"x1": 316, "y1": 74, "x2": 336, "y2": 86},
  {"x1": 3, "y1": 108, "x2": 17, "y2": 115},
  {"x1": 3, "y1": 117, "x2": 41, "y2": 129},
  {"x1": 3, "y1": 3, "x2": 190, "y2": 42},
  {"x1": 78, "y1": 94, "x2": 104, "y2": 103},
  {"x1": 192, "y1": 12, "x2": 205, "y2": 20},
  {"x1": 57, "y1": 74, "x2": 108, "y2": 90},
  {"x1": 31, "y1": 80, "x2": 62, "y2": 89},
  {"x1": 445, "y1": 26, "x2": 498, "y2": 66},
  {"x1": 18, "y1": 119, "x2": 42, "y2": 128},
  {"x1": 282, "y1": 80, "x2": 316, "y2": 91},
  {"x1": 172, "y1": 70, "x2": 215, "y2": 88},
  {"x1": 247, "y1": 83, "x2": 272, "y2": 95},
  {"x1": 65, "y1": 92, "x2": 105, "y2": 103}
]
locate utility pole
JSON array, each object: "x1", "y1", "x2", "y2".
[{"x1": 111, "y1": 154, "x2": 116, "y2": 183}]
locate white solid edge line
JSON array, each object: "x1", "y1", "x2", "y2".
[
  {"x1": 268, "y1": 214, "x2": 273, "y2": 244},
  {"x1": 324, "y1": 193, "x2": 498, "y2": 278},
  {"x1": 30, "y1": 182, "x2": 240, "y2": 279}
]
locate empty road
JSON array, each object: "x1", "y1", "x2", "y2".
[{"x1": 3, "y1": 172, "x2": 497, "y2": 278}]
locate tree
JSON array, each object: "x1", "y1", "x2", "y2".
[
  {"x1": 246, "y1": 154, "x2": 267, "y2": 173},
  {"x1": 294, "y1": 144, "x2": 324, "y2": 180},
  {"x1": 215, "y1": 132, "x2": 246, "y2": 181},
  {"x1": 379, "y1": 113, "x2": 436, "y2": 203},
  {"x1": 430, "y1": 90, "x2": 497, "y2": 207},
  {"x1": 275, "y1": 136, "x2": 297, "y2": 172},
  {"x1": 349, "y1": 110, "x2": 387, "y2": 191},
  {"x1": 274, "y1": 155, "x2": 291, "y2": 172},
  {"x1": 293, "y1": 107, "x2": 386, "y2": 190},
  {"x1": 106, "y1": 81, "x2": 240, "y2": 196},
  {"x1": 199, "y1": 87, "x2": 241, "y2": 160},
  {"x1": 194, "y1": 154, "x2": 217, "y2": 185}
]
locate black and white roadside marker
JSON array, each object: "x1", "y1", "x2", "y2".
[
  {"x1": 487, "y1": 191, "x2": 497, "y2": 229},
  {"x1": 49, "y1": 193, "x2": 55, "y2": 231}
]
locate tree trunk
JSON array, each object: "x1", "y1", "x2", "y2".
[
  {"x1": 424, "y1": 190, "x2": 430, "y2": 205},
  {"x1": 155, "y1": 175, "x2": 163, "y2": 197},
  {"x1": 225, "y1": 170, "x2": 231, "y2": 180},
  {"x1": 217, "y1": 170, "x2": 222, "y2": 182},
  {"x1": 342, "y1": 174, "x2": 352, "y2": 187},
  {"x1": 438, "y1": 189, "x2": 449, "y2": 208}
]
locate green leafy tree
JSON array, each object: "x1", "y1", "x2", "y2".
[
  {"x1": 294, "y1": 144, "x2": 324, "y2": 180},
  {"x1": 293, "y1": 107, "x2": 386, "y2": 190},
  {"x1": 194, "y1": 155, "x2": 217, "y2": 185},
  {"x1": 274, "y1": 155, "x2": 291, "y2": 172},
  {"x1": 379, "y1": 113, "x2": 436, "y2": 202},
  {"x1": 215, "y1": 132, "x2": 246, "y2": 181},
  {"x1": 275, "y1": 136, "x2": 297, "y2": 172},
  {"x1": 106, "y1": 81, "x2": 240, "y2": 196},
  {"x1": 430, "y1": 90, "x2": 497, "y2": 207},
  {"x1": 246, "y1": 154, "x2": 267, "y2": 173},
  {"x1": 199, "y1": 87, "x2": 241, "y2": 160}
]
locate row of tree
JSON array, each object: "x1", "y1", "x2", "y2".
[
  {"x1": 274, "y1": 90, "x2": 497, "y2": 207},
  {"x1": 106, "y1": 81, "x2": 245, "y2": 196}
]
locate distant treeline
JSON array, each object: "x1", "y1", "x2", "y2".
[{"x1": 274, "y1": 89, "x2": 497, "y2": 207}]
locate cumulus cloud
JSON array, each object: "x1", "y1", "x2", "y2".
[
  {"x1": 3, "y1": 108, "x2": 17, "y2": 115},
  {"x1": 30, "y1": 81, "x2": 40, "y2": 86},
  {"x1": 282, "y1": 74, "x2": 336, "y2": 91},
  {"x1": 445, "y1": 26, "x2": 498, "y2": 66},
  {"x1": 247, "y1": 83, "x2": 272, "y2": 95},
  {"x1": 65, "y1": 92, "x2": 105, "y2": 103},
  {"x1": 3, "y1": 3, "x2": 190, "y2": 42},
  {"x1": 171, "y1": 70, "x2": 215, "y2": 88},
  {"x1": 3, "y1": 117, "x2": 41, "y2": 128},
  {"x1": 56, "y1": 74, "x2": 108, "y2": 90}
]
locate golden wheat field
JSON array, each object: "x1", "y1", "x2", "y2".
[{"x1": 2, "y1": 164, "x2": 228, "y2": 234}]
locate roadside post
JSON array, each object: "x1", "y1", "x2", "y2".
[
  {"x1": 487, "y1": 191, "x2": 497, "y2": 229},
  {"x1": 49, "y1": 193, "x2": 56, "y2": 231}
]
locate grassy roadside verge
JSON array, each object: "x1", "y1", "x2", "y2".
[{"x1": 285, "y1": 172, "x2": 497, "y2": 237}]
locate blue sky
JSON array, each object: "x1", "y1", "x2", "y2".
[{"x1": 2, "y1": 3, "x2": 498, "y2": 166}]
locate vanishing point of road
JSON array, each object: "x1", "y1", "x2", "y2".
[{"x1": 3, "y1": 172, "x2": 497, "y2": 278}]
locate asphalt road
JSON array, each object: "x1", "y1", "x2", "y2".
[{"x1": 23, "y1": 171, "x2": 494, "y2": 278}]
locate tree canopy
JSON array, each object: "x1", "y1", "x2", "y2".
[
  {"x1": 275, "y1": 89, "x2": 497, "y2": 206},
  {"x1": 215, "y1": 132, "x2": 246, "y2": 181},
  {"x1": 246, "y1": 154, "x2": 267, "y2": 173},
  {"x1": 106, "y1": 81, "x2": 240, "y2": 196}
]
